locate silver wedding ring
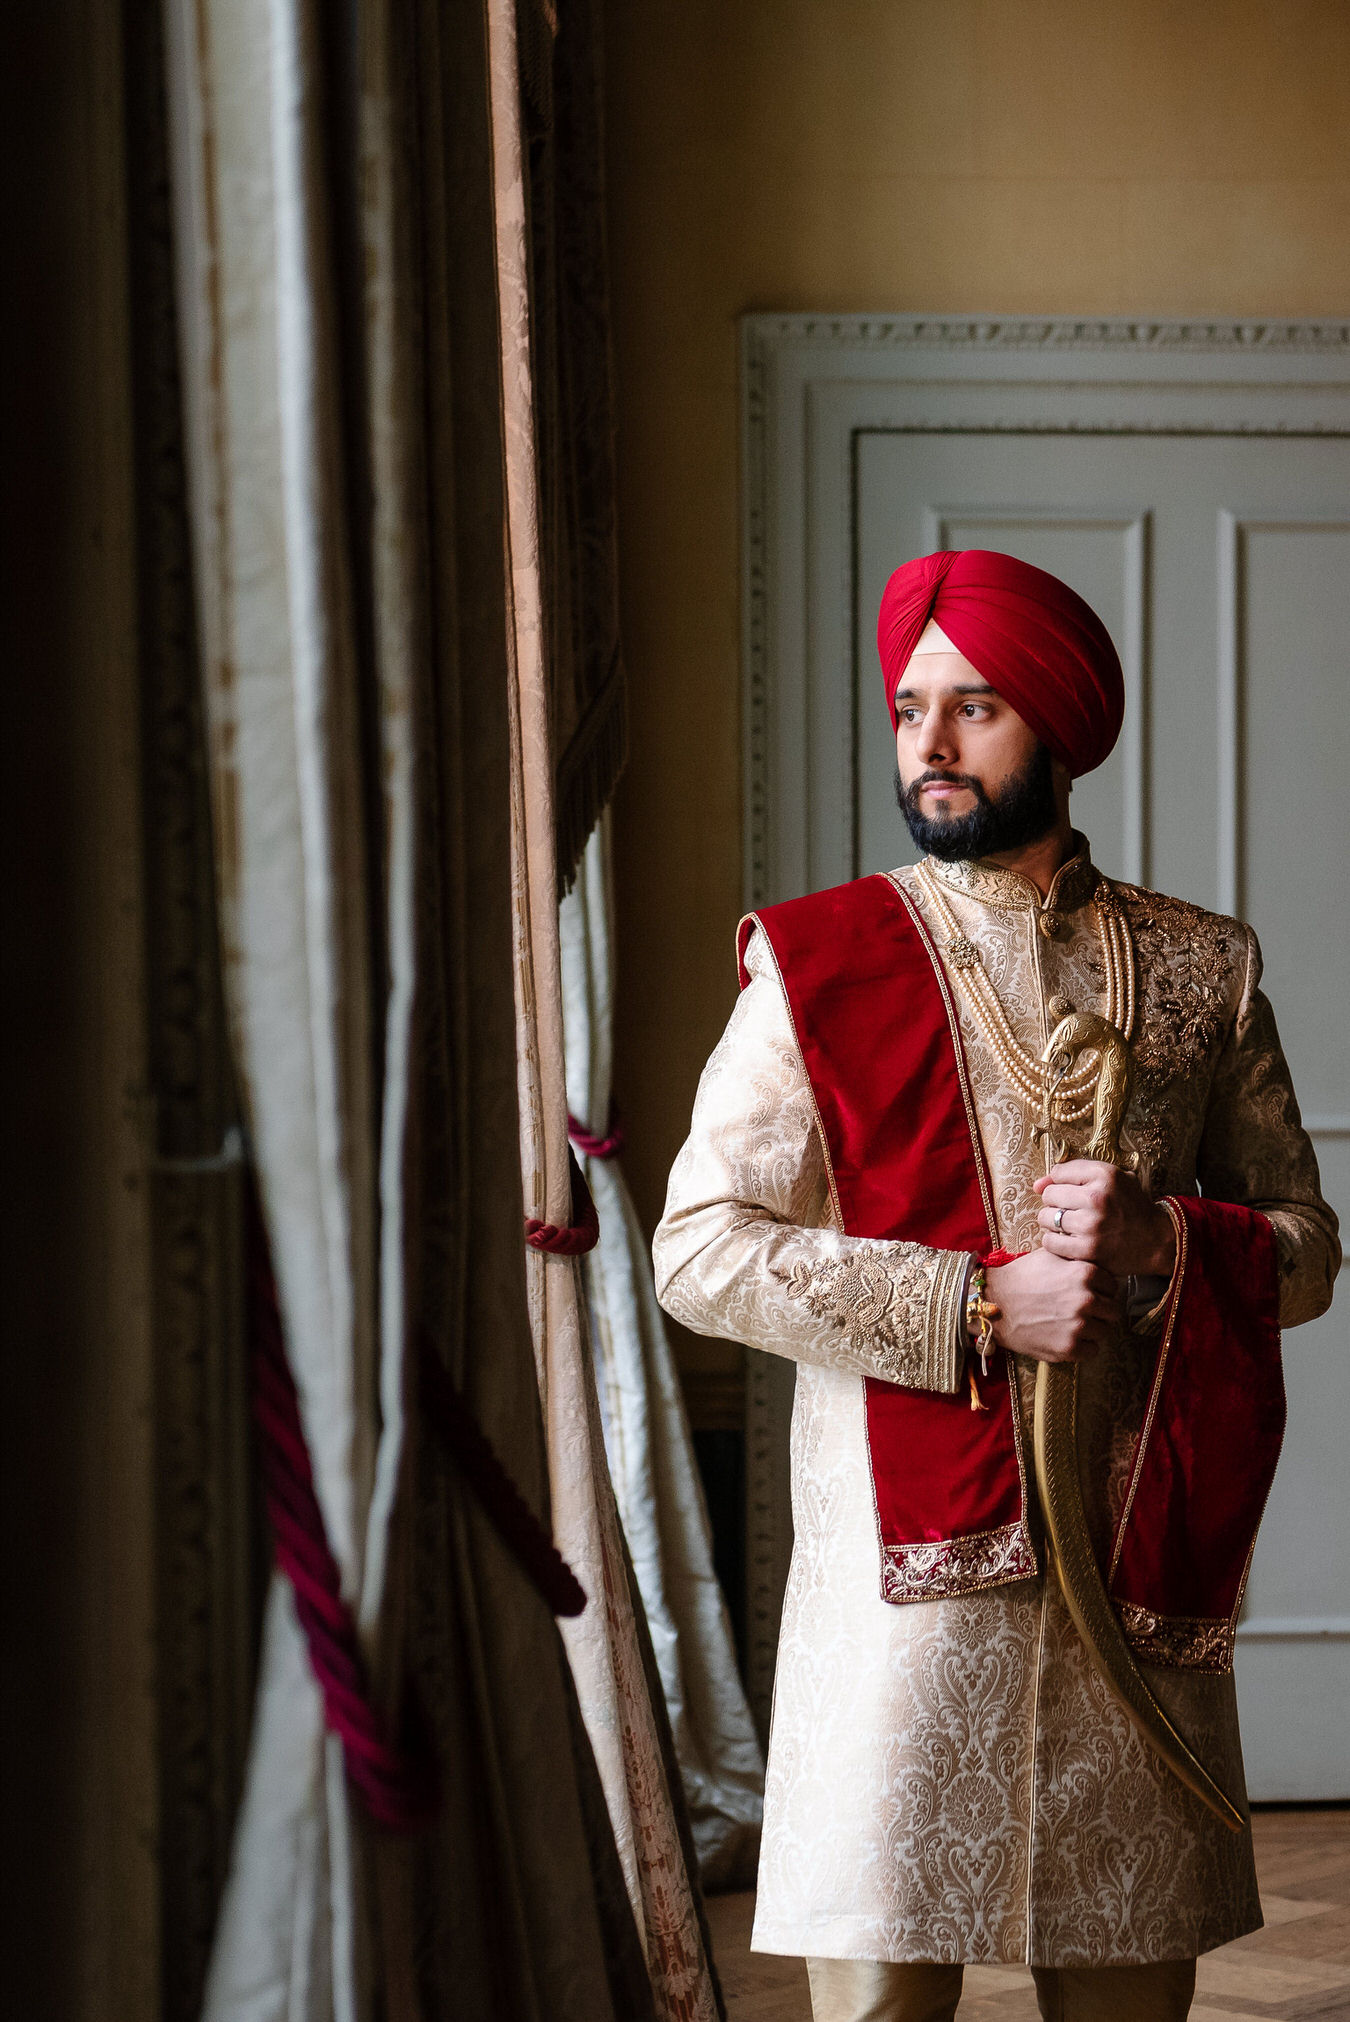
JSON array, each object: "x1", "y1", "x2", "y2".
[{"x1": 1052, "y1": 1206, "x2": 1066, "y2": 1233}]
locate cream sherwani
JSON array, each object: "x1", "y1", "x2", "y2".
[{"x1": 653, "y1": 843, "x2": 1338, "y2": 1969}]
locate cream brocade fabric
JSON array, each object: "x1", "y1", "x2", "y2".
[{"x1": 652, "y1": 843, "x2": 1339, "y2": 1970}]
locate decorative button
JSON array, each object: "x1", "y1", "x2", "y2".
[
  {"x1": 1048, "y1": 995, "x2": 1074, "y2": 1021},
  {"x1": 948, "y1": 936, "x2": 981, "y2": 970},
  {"x1": 1038, "y1": 910, "x2": 1064, "y2": 939}
]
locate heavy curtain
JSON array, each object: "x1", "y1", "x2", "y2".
[
  {"x1": 491, "y1": 9, "x2": 719, "y2": 2013},
  {"x1": 561, "y1": 824, "x2": 765, "y2": 1889},
  {"x1": 165, "y1": 0, "x2": 704, "y2": 2015},
  {"x1": 516, "y1": 0, "x2": 627, "y2": 887}
]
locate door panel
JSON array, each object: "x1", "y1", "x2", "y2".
[{"x1": 1237, "y1": 517, "x2": 1350, "y2": 1109}]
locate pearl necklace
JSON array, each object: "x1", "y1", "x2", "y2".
[{"x1": 915, "y1": 860, "x2": 1136, "y2": 1128}]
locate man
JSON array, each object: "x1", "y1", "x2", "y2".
[{"x1": 652, "y1": 549, "x2": 1339, "y2": 2022}]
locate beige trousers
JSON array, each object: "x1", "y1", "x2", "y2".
[{"x1": 806, "y1": 1955, "x2": 1197, "y2": 2021}]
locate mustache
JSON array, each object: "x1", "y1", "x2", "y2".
[{"x1": 904, "y1": 768, "x2": 991, "y2": 805}]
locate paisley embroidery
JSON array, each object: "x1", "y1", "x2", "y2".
[{"x1": 1031, "y1": 1585, "x2": 1259, "y2": 1964}]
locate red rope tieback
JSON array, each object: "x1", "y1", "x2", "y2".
[
  {"x1": 567, "y1": 1103, "x2": 624, "y2": 1161},
  {"x1": 249, "y1": 1233, "x2": 436, "y2": 1834},
  {"x1": 524, "y1": 1143, "x2": 600, "y2": 1255},
  {"x1": 417, "y1": 1333, "x2": 586, "y2": 1617}
]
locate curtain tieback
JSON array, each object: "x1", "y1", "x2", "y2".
[
  {"x1": 249, "y1": 1204, "x2": 591, "y2": 1838},
  {"x1": 249, "y1": 1219, "x2": 436, "y2": 1834},
  {"x1": 566, "y1": 1103, "x2": 624, "y2": 1160},
  {"x1": 417, "y1": 1336, "x2": 587, "y2": 1617},
  {"x1": 525, "y1": 1144, "x2": 600, "y2": 1254}
]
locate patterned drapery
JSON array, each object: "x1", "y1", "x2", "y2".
[{"x1": 165, "y1": 0, "x2": 687, "y2": 2012}]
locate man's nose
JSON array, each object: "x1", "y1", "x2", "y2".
[{"x1": 914, "y1": 709, "x2": 952, "y2": 766}]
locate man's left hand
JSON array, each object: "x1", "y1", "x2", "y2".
[{"x1": 1034, "y1": 1160, "x2": 1177, "y2": 1278}]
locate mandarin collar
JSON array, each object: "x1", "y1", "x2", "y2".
[{"x1": 924, "y1": 834, "x2": 1101, "y2": 913}]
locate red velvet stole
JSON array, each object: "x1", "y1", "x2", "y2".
[
  {"x1": 739, "y1": 873, "x2": 1039, "y2": 1604},
  {"x1": 741, "y1": 877, "x2": 1286, "y2": 1665},
  {"x1": 1109, "y1": 1195, "x2": 1284, "y2": 1670}
]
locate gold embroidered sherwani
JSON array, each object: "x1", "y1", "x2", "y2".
[{"x1": 653, "y1": 842, "x2": 1339, "y2": 1969}]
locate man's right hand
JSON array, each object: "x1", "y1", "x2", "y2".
[{"x1": 984, "y1": 1249, "x2": 1119, "y2": 1364}]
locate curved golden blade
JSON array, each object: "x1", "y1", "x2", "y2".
[
  {"x1": 1033, "y1": 1014, "x2": 1244, "y2": 1834},
  {"x1": 1034, "y1": 1361, "x2": 1243, "y2": 1832}
]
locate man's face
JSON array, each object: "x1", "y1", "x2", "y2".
[
  {"x1": 893, "y1": 648, "x2": 1061, "y2": 859},
  {"x1": 894, "y1": 648, "x2": 1039, "y2": 808}
]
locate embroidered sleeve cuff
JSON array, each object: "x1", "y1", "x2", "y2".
[
  {"x1": 766, "y1": 1239, "x2": 972, "y2": 1389},
  {"x1": 921, "y1": 1248, "x2": 972, "y2": 1395}
]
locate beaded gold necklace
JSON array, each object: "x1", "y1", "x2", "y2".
[{"x1": 914, "y1": 859, "x2": 1136, "y2": 1130}]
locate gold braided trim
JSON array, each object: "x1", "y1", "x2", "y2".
[
  {"x1": 924, "y1": 1248, "x2": 974, "y2": 1395},
  {"x1": 1110, "y1": 1200, "x2": 1188, "y2": 1581},
  {"x1": 1118, "y1": 1603, "x2": 1235, "y2": 1674},
  {"x1": 879, "y1": 1519, "x2": 1038, "y2": 1604}
]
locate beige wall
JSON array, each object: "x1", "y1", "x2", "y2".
[{"x1": 603, "y1": 0, "x2": 1350, "y2": 1393}]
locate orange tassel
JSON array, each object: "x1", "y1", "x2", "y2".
[{"x1": 968, "y1": 1366, "x2": 990, "y2": 1412}]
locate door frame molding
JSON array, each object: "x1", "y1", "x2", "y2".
[{"x1": 737, "y1": 312, "x2": 1350, "y2": 1740}]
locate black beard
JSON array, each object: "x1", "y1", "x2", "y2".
[{"x1": 895, "y1": 742, "x2": 1058, "y2": 861}]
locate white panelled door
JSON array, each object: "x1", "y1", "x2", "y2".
[{"x1": 741, "y1": 317, "x2": 1350, "y2": 1794}]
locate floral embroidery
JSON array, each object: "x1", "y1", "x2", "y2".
[
  {"x1": 1117, "y1": 1603, "x2": 1234, "y2": 1673},
  {"x1": 773, "y1": 1250, "x2": 931, "y2": 1384},
  {"x1": 1117, "y1": 887, "x2": 1239, "y2": 1082},
  {"x1": 881, "y1": 1521, "x2": 1039, "y2": 1603}
]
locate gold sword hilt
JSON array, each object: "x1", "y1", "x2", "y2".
[{"x1": 1038, "y1": 1010, "x2": 1137, "y2": 1169}]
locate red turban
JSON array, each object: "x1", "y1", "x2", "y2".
[{"x1": 877, "y1": 549, "x2": 1124, "y2": 777}]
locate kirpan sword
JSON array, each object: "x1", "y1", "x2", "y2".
[{"x1": 1032, "y1": 1011, "x2": 1244, "y2": 1834}]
